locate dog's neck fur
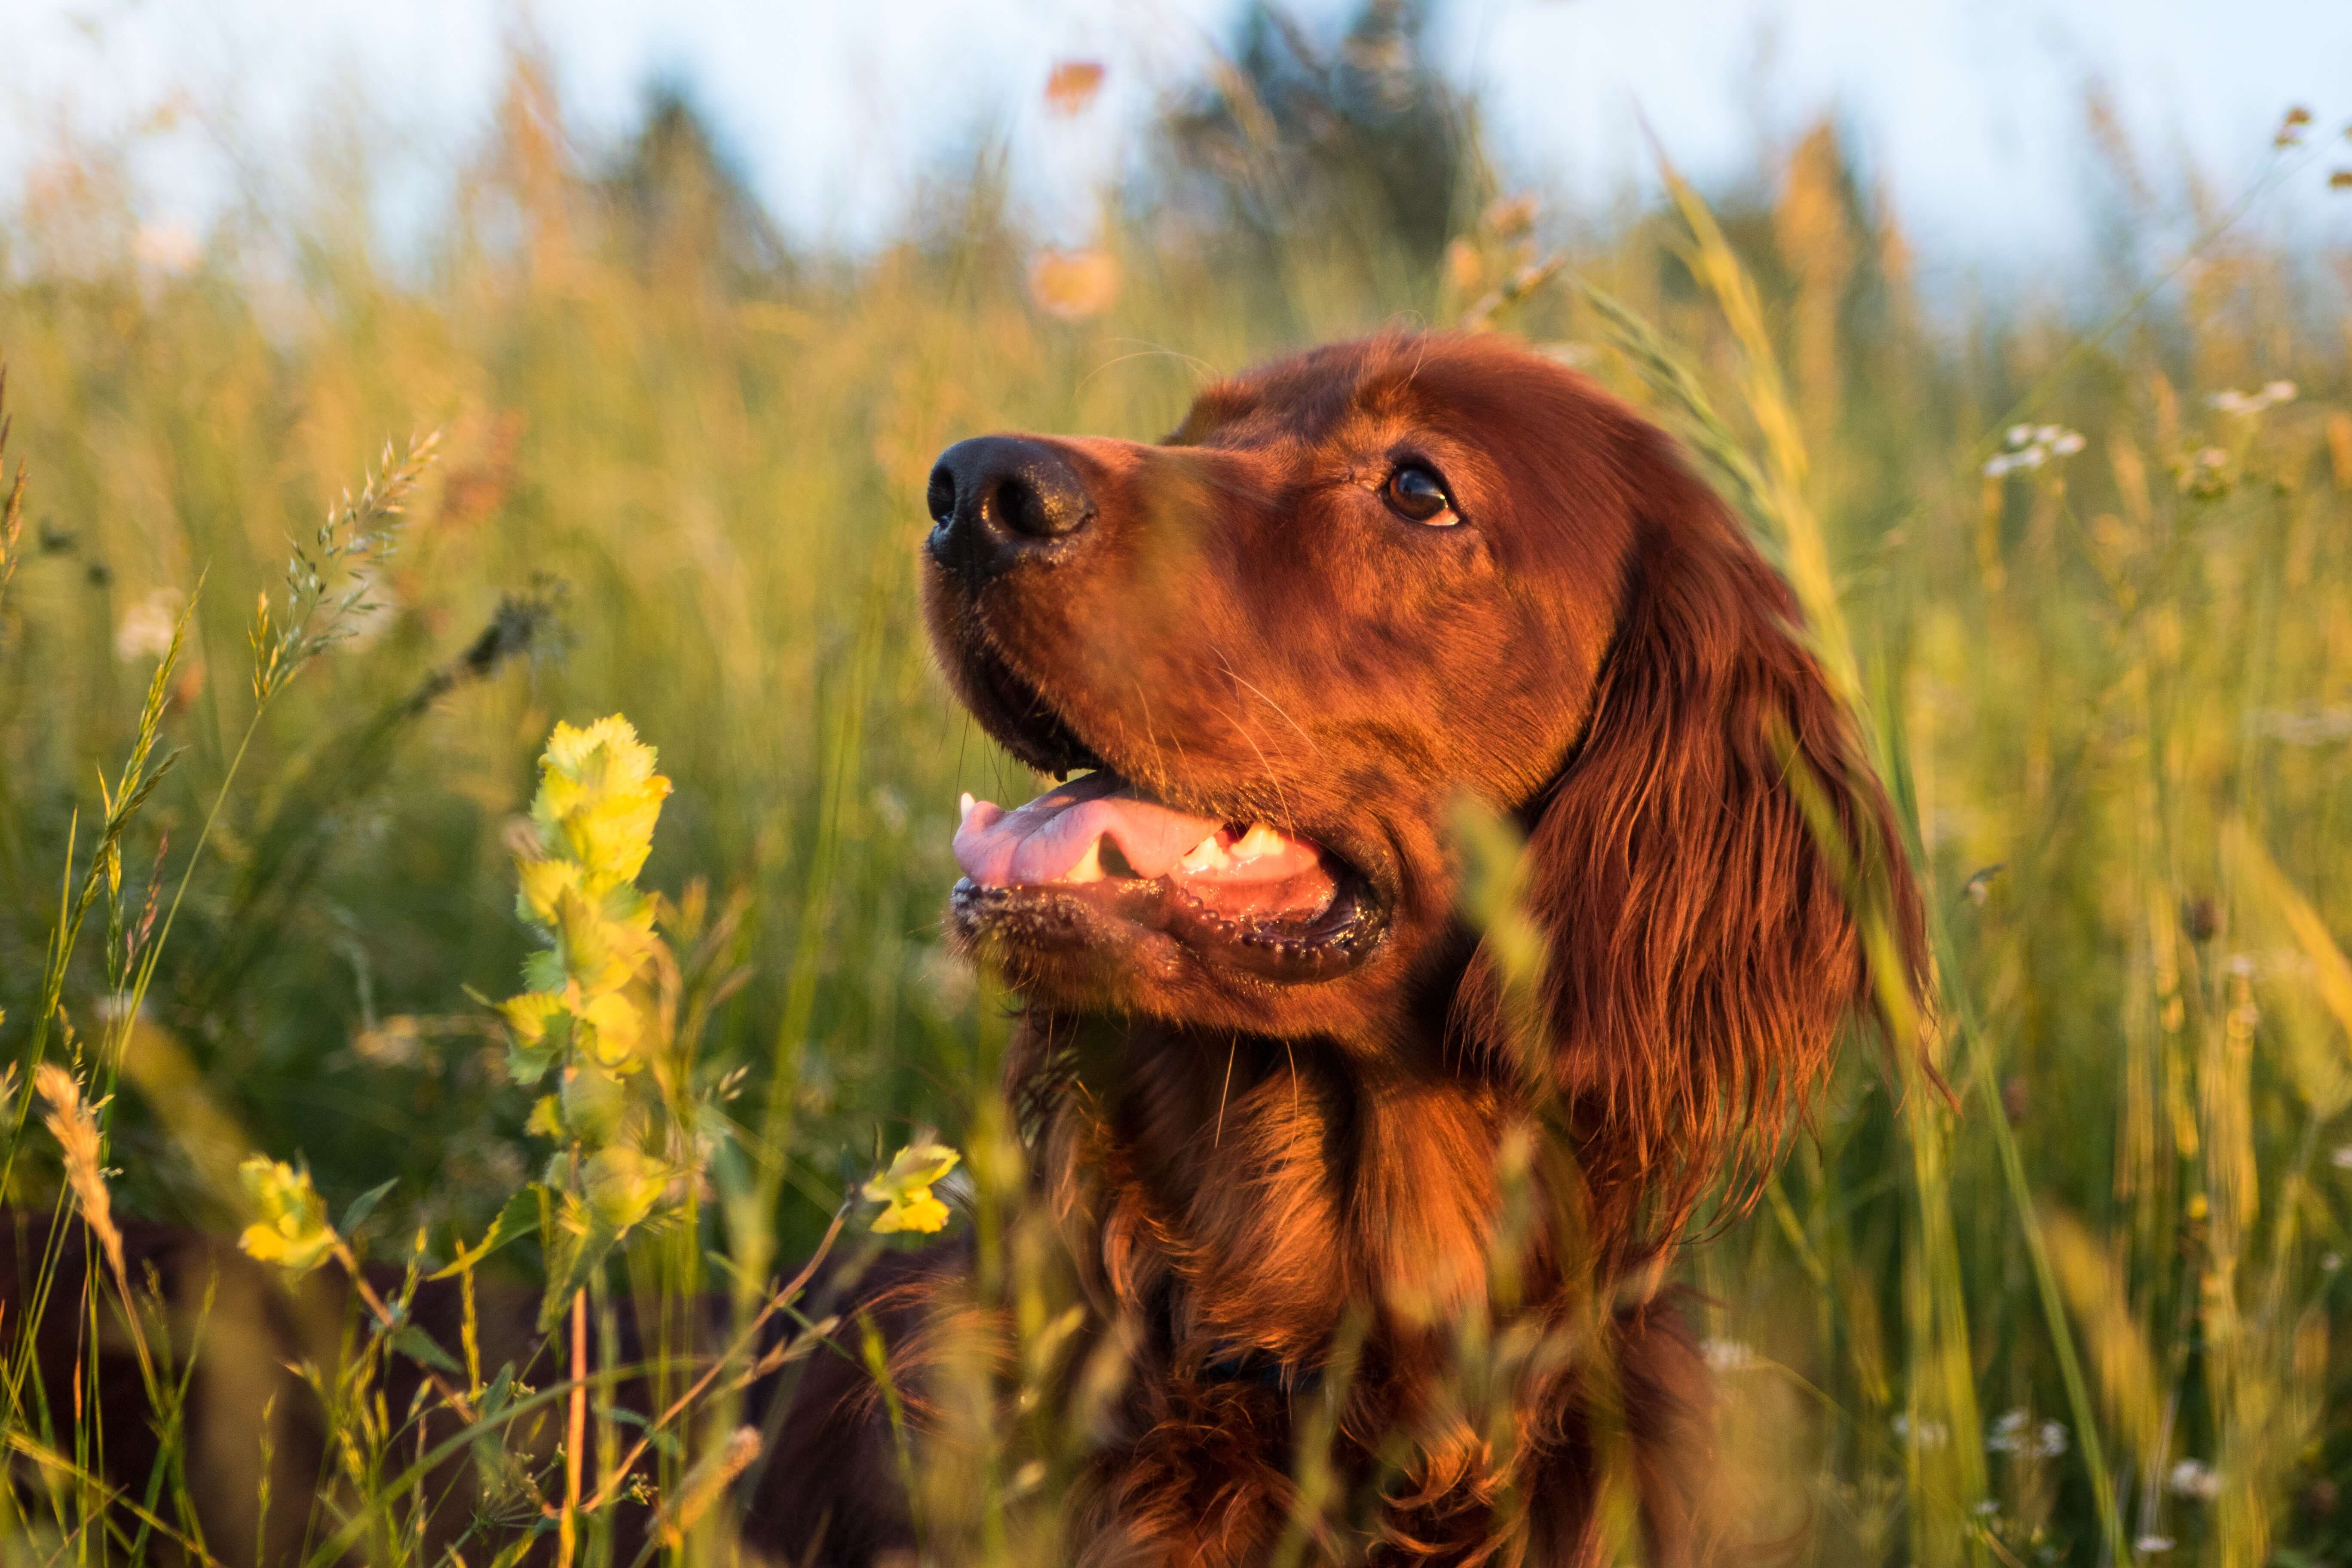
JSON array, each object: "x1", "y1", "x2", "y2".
[
  {"x1": 1017, "y1": 1013, "x2": 1519, "y2": 1373},
  {"x1": 1003, "y1": 1011, "x2": 1711, "y2": 1567}
]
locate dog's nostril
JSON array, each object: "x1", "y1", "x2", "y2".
[
  {"x1": 992, "y1": 477, "x2": 1054, "y2": 539},
  {"x1": 925, "y1": 433, "x2": 1095, "y2": 573}
]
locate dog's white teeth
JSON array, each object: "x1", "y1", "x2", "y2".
[
  {"x1": 1063, "y1": 836, "x2": 1108, "y2": 884},
  {"x1": 1232, "y1": 824, "x2": 1286, "y2": 861},
  {"x1": 959, "y1": 791, "x2": 977, "y2": 826},
  {"x1": 1178, "y1": 833, "x2": 1228, "y2": 874}
]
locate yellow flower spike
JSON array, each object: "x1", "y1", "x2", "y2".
[
  {"x1": 552, "y1": 886, "x2": 651, "y2": 998},
  {"x1": 862, "y1": 1142, "x2": 961, "y2": 1235},
  {"x1": 500, "y1": 714, "x2": 667, "y2": 1095},
  {"x1": 499, "y1": 990, "x2": 566, "y2": 1044},
  {"x1": 514, "y1": 855, "x2": 584, "y2": 929},
  {"x1": 541, "y1": 715, "x2": 662, "y2": 790},
  {"x1": 559, "y1": 784, "x2": 670, "y2": 888},
  {"x1": 498, "y1": 990, "x2": 570, "y2": 1084},
  {"x1": 572, "y1": 989, "x2": 648, "y2": 1072},
  {"x1": 236, "y1": 1156, "x2": 337, "y2": 1273},
  {"x1": 530, "y1": 716, "x2": 671, "y2": 888},
  {"x1": 524, "y1": 1094, "x2": 564, "y2": 1139}
]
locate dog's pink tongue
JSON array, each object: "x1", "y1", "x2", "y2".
[
  {"x1": 955, "y1": 772, "x2": 1221, "y2": 887},
  {"x1": 953, "y1": 772, "x2": 1324, "y2": 894}
]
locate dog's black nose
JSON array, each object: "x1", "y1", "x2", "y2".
[{"x1": 926, "y1": 436, "x2": 1096, "y2": 579}]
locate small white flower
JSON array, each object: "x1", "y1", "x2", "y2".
[
  {"x1": 2035, "y1": 425, "x2": 2063, "y2": 445},
  {"x1": 1984, "y1": 453, "x2": 2015, "y2": 478},
  {"x1": 2051, "y1": 430, "x2": 2086, "y2": 456},
  {"x1": 1988, "y1": 1408, "x2": 2031, "y2": 1452},
  {"x1": 2135, "y1": 1536, "x2": 2175, "y2": 1555},
  {"x1": 1989, "y1": 1409, "x2": 2069, "y2": 1458},
  {"x1": 2211, "y1": 384, "x2": 2295, "y2": 416},
  {"x1": 2226, "y1": 954, "x2": 2259, "y2": 978},
  {"x1": 2168, "y1": 1458, "x2": 2222, "y2": 1500},
  {"x1": 2006, "y1": 424, "x2": 2034, "y2": 449},
  {"x1": 2016, "y1": 446, "x2": 2047, "y2": 469},
  {"x1": 114, "y1": 588, "x2": 185, "y2": 663},
  {"x1": 1893, "y1": 1413, "x2": 1951, "y2": 1450},
  {"x1": 2330, "y1": 1145, "x2": 2352, "y2": 1169},
  {"x1": 1973, "y1": 1499, "x2": 2001, "y2": 1517},
  {"x1": 2321, "y1": 1251, "x2": 2343, "y2": 1272},
  {"x1": 1700, "y1": 1337, "x2": 1759, "y2": 1371}
]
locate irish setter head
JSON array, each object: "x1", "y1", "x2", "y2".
[{"x1": 921, "y1": 330, "x2": 1920, "y2": 1237}]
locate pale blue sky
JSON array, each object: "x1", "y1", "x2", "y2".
[{"x1": 6, "y1": 0, "x2": 2348, "y2": 284}]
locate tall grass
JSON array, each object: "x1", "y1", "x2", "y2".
[{"x1": 2, "y1": 36, "x2": 2350, "y2": 1565}]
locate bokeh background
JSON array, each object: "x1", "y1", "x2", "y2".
[{"x1": 5, "y1": 2, "x2": 2352, "y2": 1562}]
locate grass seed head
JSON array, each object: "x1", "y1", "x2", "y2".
[{"x1": 36, "y1": 1063, "x2": 124, "y2": 1279}]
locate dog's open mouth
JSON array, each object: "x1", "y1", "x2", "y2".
[
  {"x1": 936, "y1": 637, "x2": 1386, "y2": 980},
  {"x1": 949, "y1": 770, "x2": 1382, "y2": 979}
]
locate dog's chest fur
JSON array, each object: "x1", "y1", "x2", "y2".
[{"x1": 998, "y1": 1015, "x2": 1694, "y2": 1567}]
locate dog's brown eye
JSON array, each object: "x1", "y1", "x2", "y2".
[{"x1": 1384, "y1": 465, "x2": 1456, "y2": 525}]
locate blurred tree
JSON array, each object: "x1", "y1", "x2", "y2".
[
  {"x1": 603, "y1": 83, "x2": 792, "y2": 288},
  {"x1": 1157, "y1": 0, "x2": 1488, "y2": 289}
]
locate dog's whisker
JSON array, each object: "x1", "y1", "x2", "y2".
[
  {"x1": 1219, "y1": 654, "x2": 1320, "y2": 760},
  {"x1": 1207, "y1": 645, "x2": 1297, "y2": 836},
  {"x1": 1214, "y1": 1036, "x2": 1237, "y2": 1150}
]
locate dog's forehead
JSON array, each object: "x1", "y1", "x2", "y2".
[
  {"x1": 1171, "y1": 335, "x2": 1565, "y2": 454},
  {"x1": 1171, "y1": 340, "x2": 1432, "y2": 444}
]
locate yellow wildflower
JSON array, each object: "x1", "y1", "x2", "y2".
[
  {"x1": 515, "y1": 855, "x2": 584, "y2": 930},
  {"x1": 237, "y1": 1156, "x2": 337, "y2": 1272},
  {"x1": 499, "y1": 717, "x2": 671, "y2": 1090},
  {"x1": 531, "y1": 716, "x2": 671, "y2": 890},
  {"x1": 862, "y1": 1142, "x2": 961, "y2": 1235},
  {"x1": 499, "y1": 990, "x2": 570, "y2": 1083},
  {"x1": 551, "y1": 885, "x2": 654, "y2": 999},
  {"x1": 501, "y1": 989, "x2": 567, "y2": 1043},
  {"x1": 525, "y1": 1094, "x2": 564, "y2": 1139},
  {"x1": 569, "y1": 988, "x2": 645, "y2": 1073}
]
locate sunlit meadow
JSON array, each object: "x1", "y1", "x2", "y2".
[{"x1": 3, "y1": 14, "x2": 2352, "y2": 1565}]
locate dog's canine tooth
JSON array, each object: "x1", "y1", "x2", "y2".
[
  {"x1": 1177, "y1": 833, "x2": 1227, "y2": 874},
  {"x1": 959, "y1": 791, "x2": 977, "y2": 826},
  {"x1": 1231, "y1": 823, "x2": 1286, "y2": 861},
  {"x1": 1062, "y1": 836, "x2": 1108, "y2": 883}
]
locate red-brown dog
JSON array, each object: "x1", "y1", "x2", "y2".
[
  {"x1": 753, "y1": 331, "x2": 1923, "y2": 1565},
  {"x1": 2, "y1": 331, "x2": 1917, "y2": 1566}
]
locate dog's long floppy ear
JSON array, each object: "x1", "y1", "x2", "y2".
[{"x1": 1455, "y1": 426, "x2": 1924, "y2": 1252}]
